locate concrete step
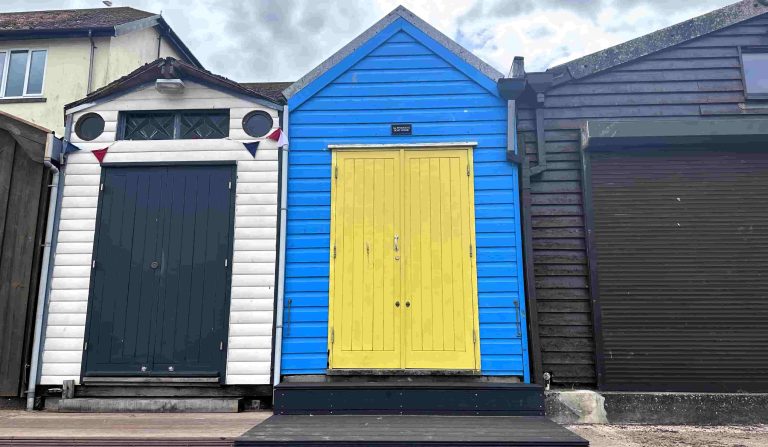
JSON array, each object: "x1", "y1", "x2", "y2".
[{"x1": 47, "y1": 397, "x2": 242, "y2": 413}]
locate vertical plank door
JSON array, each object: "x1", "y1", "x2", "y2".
[
  {"x1": 84, "y1": 165, "x2": 234, "y2": 378},
  {"x1": 85, "y1": 167, "x2": 165, "y2": 375},
  {"x1": 152, "y1": 166, "x2": 234, "y2": 376},
  {"x1": 330, "y1": 151, "x2": 402, "y2": 369},
  {"x1": 402, "y1": 149, "x2": 479, "y2": 370}
]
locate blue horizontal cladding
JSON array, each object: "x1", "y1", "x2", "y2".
[
  {"x1": 283, "y1": 19, "x2": 529, "y2": 379},
  {"x1": 301, "y1": 94, "x2": 503, "y2": 111},
  {"x1": 291, "y1": 107, "x2": 505, "y2": 125},
  {"x1": 316, "y1": 80, "x2": 488, "y2": 97},
  {"x1": 290, "y1": 135, "x2": 507, "y2": 149},
  {"x1": 289, "y1": 121, "x2": 507, "y2": 138}
]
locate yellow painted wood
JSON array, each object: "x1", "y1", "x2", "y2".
[
  {"x1": 402, "y1": 149, "x2": 479, "y2": 370},
  {"x1": 330, "y1": 151, "x2": 401, "y2": 369},
  {"x1": 329, "y1": 148, "x2": 479, "y2": 371}
]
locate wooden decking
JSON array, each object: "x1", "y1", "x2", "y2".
[{"x1": 236, "y1": 415, "x2": 589, "y2": 446}]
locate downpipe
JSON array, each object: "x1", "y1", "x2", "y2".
[
  {"x1": 272, "y1": 105, "x2": 289, "y2": 387},
  {"x1": 26, "y1": 134, "x2": 63, "y2": 411}
]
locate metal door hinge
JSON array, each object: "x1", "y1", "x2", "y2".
[
  {"x1": 228, "y1": 181, "x2": 232, "y2": 190},
  {"x1": 334, "y1": 165, "x2": 338, "y2": 179},
  {"x1": 332, "y1": 244, "x2": 336, "y2": 259},
  {"x1": 83, "y1": 341, "x2": 88, "y2": 351},
  {"x1": 467, "y1": 164, "x2": 470, "y2": 177},
  {"x1": 472, "y1": 329, "x2": 477, "y2": 344},
  {"x1": 220, "y1": 341, "x2": 224, "y2": 351},
  {"x1": 100, "y1": 183, "x2": 104, "y2": 191},
  {"x1": 330, "y1": 327, "x2": 335, "y2": 344},
  {"x1": 224, "y1": 258, "x2": 228, "y2": 267},
  {"x1": 91, "y1": 260, "x2": 96, "y2": 269},
  {"x1": 469, "y1": 244, "x2": 473, "y2": 258}
]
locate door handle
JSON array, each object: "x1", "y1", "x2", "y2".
[
  {"x1": 394, "y1": 234, "x2": 399, "y2": 252},
  {"x1": 150, "y1": 261, "x2": 160, "y2": 269}
]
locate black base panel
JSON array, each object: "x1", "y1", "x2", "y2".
[
  {"x1": 274, "y1": 382, "x2": 545, "y2": 416},
  {"x1": 235, "y1": 415, "x2": 588, "y2": 446}
]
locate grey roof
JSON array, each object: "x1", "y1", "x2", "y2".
[
  {"x1": 241, "y1": 82, "x2": 293, "y2": 104},
  {"x1": 283, "y1": 5, "x2": 504, "y2": 100},
  {"x1": 548, "y1": 0, "x2": 768, "y2": 84},
  {"x1": 0, "y1": 7, "x2": 153, "y2": 32}
]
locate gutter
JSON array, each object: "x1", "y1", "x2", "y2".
[
  {"x1": 272, "y1": 105, "x2": 289, "y2": 387},
  {"x1": 498, "y1": 57, "x2": 544, "y2": 385},
  {"x1": 87, "y1": 30, "x2": 95, "y2": 94},
  {"x1": 26, "y1": 131, "x2": 64, "y2": 411}
]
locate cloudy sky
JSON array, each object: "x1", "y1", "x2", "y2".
[{"x1": 3, "y1": 0, "x2": 736, "y2": 82}]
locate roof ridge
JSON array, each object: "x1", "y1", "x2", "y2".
[
  {"x1": 0, "y1": 6, "x2": 152, "y2": 15},
  {"x1": 282, "y1": 5, "x2": 503, "y2": 100},
  {"x1": 548, "y1": 0, "x2": 768, "y2": 83}
]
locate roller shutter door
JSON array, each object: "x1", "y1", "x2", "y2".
[{"x1": 589, "y1": 148, "x2": 768, "y2": 392}]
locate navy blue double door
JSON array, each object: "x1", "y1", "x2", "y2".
[{"x1": 83, "y1": 165, "x2": 235, "y2": 379}]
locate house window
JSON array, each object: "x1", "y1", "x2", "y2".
[
  {"x1": 742, "y1": 49, "x2": 768, "y2": 99},
  {"x1": 121, "y1": 110, "x2": 229, "y2": 140},
  {"x1": 0, "y1": 49, "x2": 47, "y2": 97}
]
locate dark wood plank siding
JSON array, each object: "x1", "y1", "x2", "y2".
[
  {"x1": 0, "y1": 130, "x2": 50, "y2": 397},
  {"x1": 518, "y1": 16, "x2": 768, "y2": 387}
]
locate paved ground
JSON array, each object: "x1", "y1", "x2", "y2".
[
  {"x1": 0, "y1": 410, "x2": 270, "y2": 438},
  {"x1": 570, "y1": 424, "x2": 768, "y2": 447},
  {"x1": 0, "y1": 411, "x2": 767, "y2": 445}
]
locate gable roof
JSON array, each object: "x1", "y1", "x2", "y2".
[
  {"x1": 283, "y1": 5, "x2": 504, "y2": 101},
  {"x1": 65, "y1": 57, "x2": 281, "y2": 113},
  {"x1": 548, "y1": 0, "x2": 768, "y2": 85},
  {"x1": 241, "y1": 82, "x2": 293, "y2": 104},
  {"x1": 0, "y1": 7, "x2": 201, "y2": 68}
]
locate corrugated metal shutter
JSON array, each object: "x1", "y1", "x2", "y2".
[{"x1": 589, "y1": 148, "x2": 768, "y2": 392}]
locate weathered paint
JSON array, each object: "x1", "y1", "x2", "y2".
[{"x1": 283, "y1": 17, "x2": 529, "y2": 379}]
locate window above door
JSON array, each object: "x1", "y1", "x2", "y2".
[
  {"x1": 742, "y1": 47, "x2": 768, "y2": 100},
  {"x1": 119, "y1": 109, "x2": 230, "y2": 140},
  {"x1": 0, "y1": 49, "x2": 47, "y2": 98}
]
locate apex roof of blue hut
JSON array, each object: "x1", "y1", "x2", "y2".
[{"x1": 282, "y1": 5, "x2": 505, "y2": 108}]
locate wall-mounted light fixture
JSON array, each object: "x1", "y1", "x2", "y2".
[{"x1": 155, "y1": 78, "x2": 185, "y2": 94}]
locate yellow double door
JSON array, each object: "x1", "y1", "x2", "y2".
[{"x1": 329, "y1": 148, "x2": 480, "y2": 371}]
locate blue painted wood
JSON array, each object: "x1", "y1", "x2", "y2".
[{"x1": 283, "y1": 18, "x2": 529, "y2": 379}]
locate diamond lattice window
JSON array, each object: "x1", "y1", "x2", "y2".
[{"x1": 121, "y1": 110, "x2": 230, "y2": 140}]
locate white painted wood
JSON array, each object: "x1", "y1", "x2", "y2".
[{"x1": 41, "y1": 80, "x2": 280, "y2": 386}]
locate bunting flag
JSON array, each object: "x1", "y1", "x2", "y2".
[
  {"x1": 92, "y1": 147, "x2": 109, "y2": 163},
  {"x1": 243, "y1": 141, "x2": 260, "y2": 158},
  {"x1": 63, "y1": 140, "x2": 82, "y2": 155},
  {"x1": 267, "y1": 128, "x2": 288, "y2": 147}
]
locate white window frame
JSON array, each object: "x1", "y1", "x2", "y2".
[{"x1": 0, "y1": 48, "x2": 48, "y2": 98}]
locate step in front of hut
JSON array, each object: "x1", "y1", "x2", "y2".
[
  {"x1": 273, "y1": 382, "x2": 545, "y2": 416},
  {"x1": 235, "y1": 415, "x2": 589, "y2": 447}
]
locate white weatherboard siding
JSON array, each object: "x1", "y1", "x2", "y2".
[{"x1": 41, "y1": 81, "x2": 279, "y2": 385}]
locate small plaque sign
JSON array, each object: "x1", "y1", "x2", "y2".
[{"x1": 391, "y1": 124, "x2": 412, "y2": 135}]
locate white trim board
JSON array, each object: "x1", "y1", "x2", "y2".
[{"x1": 328, "y1": 142, "x2": 478, "y2": 150}]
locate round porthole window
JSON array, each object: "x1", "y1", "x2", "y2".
[
  {"x1": 75, "y1": 113, "x2": 105, "y2": 141},
  {"x1": 242, "y1": 111, "x2": 274, "y2": 138}
]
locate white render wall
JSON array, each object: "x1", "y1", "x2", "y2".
[{"x1": 40, "y1": 81, "x2": 279, "y2": 385}]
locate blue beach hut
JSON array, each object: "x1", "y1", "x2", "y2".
[{"x1": 275, "y1": 6, "x2": 530, "y2": 387}]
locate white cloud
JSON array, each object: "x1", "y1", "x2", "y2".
[{"x1": 0, "y1": 0, "x2": 736, "y2": 80}]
